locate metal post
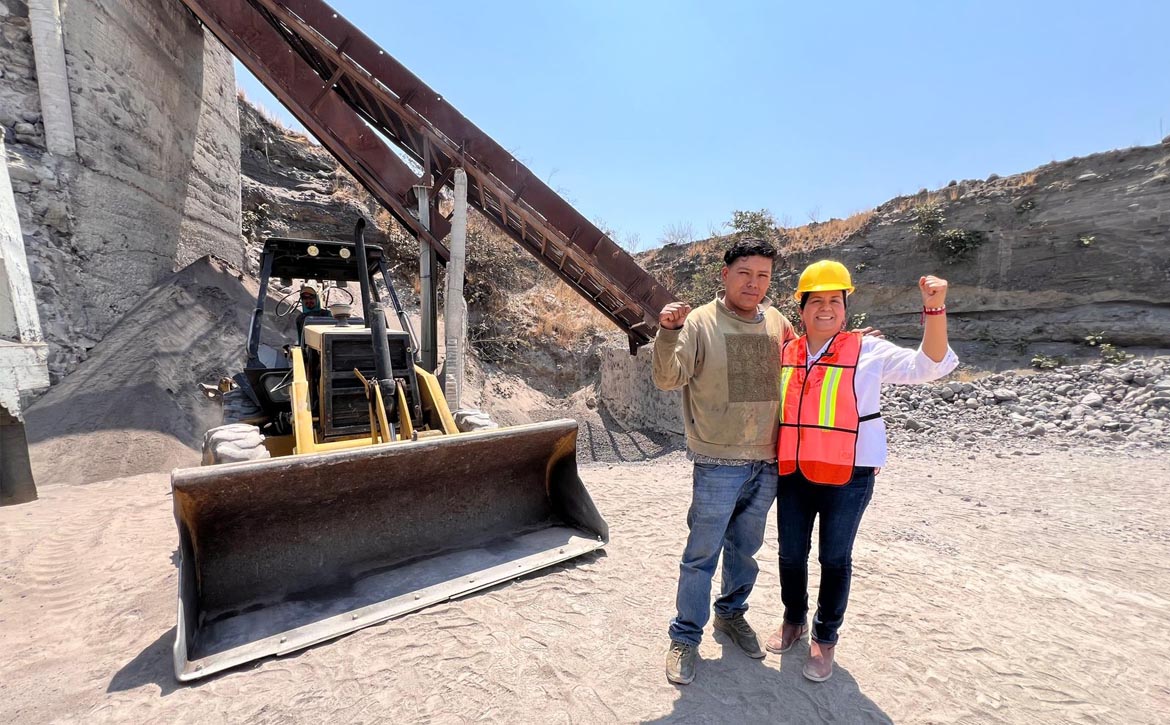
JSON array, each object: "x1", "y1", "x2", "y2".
[
  {"x1": 444, "y1": 169, "x2": 468, "y2": 410},
  {"x1": 414, "y1": 185, "x2": 438, "y2": 372}
]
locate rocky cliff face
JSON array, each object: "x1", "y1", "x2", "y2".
[
  {"x1": 3, "y1": 0, "x2": 242, "y2": 382},
  {"x1": 845, "y1": 143, "x2": 1170, "y2": 354},
  {"x1": 236, "y1": 99, "x2": 419, "y2": 276},
  {"x1": 642, "y1": 142, "x2": 1170, "y2": 368}
]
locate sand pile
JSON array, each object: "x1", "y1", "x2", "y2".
[{"x1": 25, "y1": 257, "x2": 292, "y2": 486}]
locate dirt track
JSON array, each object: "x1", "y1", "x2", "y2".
[{"x1": 3, "y1": 446, "x2": 1168, "y2": 723}]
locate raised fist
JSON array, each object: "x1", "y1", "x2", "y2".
[
  {"x1": 659, "y1": 302, "x2": 692, "y2": 331},
  {"x1": 919, "y1": 275, "x2": 948, "y2": 307}
]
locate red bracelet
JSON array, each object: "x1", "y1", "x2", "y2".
[{"x1": 920, "y1": 305, "x2": 946, "y2": 325}]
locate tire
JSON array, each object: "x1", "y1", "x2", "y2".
[
  {"x1": 222, "y1": 387, "x2": 264, "y2": 425},
  {"x1": 201, "y1": 423, "x2": 271, "y2": 466}
]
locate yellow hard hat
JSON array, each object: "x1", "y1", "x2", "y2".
[{"x1": 793, "y1": 260, "x2": 855, "y2": 302}]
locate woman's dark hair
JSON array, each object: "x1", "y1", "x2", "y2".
[
  {"x1": 799, "y1": 291, "x2": 848, "y2": 311},
  {"x1": 723, "y1": 238, "x2": 777, "y2": 267}
]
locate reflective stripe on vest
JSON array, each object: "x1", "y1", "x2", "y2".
[{"x1": 777, "y1": 332, "x2": 863, "y2": 486}]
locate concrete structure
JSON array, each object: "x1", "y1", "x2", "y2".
[
  {"x1": 26, "y1": 0, "x2": 75, "y2": 157},
  {"x1": 444, "y1": 168, "x2": 468, "y2": 410},
  {"x1": 0, "y1": 134, "x2": 49, "y2": 504},
  {"x1": 2, "y1": 0, "x2": 243, "y2": 382},
  {"x1": 599, "y1": 346, "x2": 682, "y2": 435}
]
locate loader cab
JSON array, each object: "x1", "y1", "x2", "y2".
[{"x1": 238, "y1": 236, "x2": 426, "y2": 441}]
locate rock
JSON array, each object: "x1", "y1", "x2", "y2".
[
  {"x1": 993, "y1": 388, "x2": 1018, "y2": 403},
  {"x1": 1080, "y1": 392, "x2": 1105, "y2": 408},
  {"x1": 42, "y1": 200, "x2": 70, "y2": 232},
  {"x1": 964, "y1": 398, "x2": 981, "y2": 409},
  {"x1": 904, "y1": 418, "x2": 927, "y2": 432},
  {"x1": 7, "y1": 160, "x2": 38, "y2": 183}
]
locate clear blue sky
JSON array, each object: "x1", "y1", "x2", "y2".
[{"x1": 236, "y1": 0, "x2": 1170, "y2": 249}]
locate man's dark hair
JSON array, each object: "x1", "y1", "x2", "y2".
[{"x1": 723, "y1": 237, "x2": 777, "y2": 267}]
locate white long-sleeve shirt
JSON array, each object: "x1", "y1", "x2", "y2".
[{"x1": 805, "y1": 336, "x2": 959, "y2": 467}]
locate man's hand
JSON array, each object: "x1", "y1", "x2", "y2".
[
  {"x1": 659, "y1": 302, "x2": 692, "y2": 331},
  {"x1": 920, "y1": 275, "x2": 948, "y2": 307}
]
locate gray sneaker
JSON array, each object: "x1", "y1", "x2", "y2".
[
  {"x1": 665, "y1": 640, "x2": 697, "y2": 684},
  {"x1": 713, "y1": 613, "x2": 766, "y2": 658}
]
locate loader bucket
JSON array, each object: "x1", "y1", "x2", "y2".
[{"x1": 171, "y1": 418, "x2": 606, "y2": 681}]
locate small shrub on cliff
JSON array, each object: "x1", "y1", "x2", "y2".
[
  {"x1": 934, "y1": 228, "x2": 986, "y2": 262},
  {"x1": 729, "y1": 209, "x2": 777, "y2": 239},
  {"x1": 1099, "y1": 343, "x2": 1133, "y2": 365},
  {"x1": 1030, "y1": 353, "x2": 1066, "y2": 369},
  {"x1": 911, "y1": 203, "x2": 944, "y2": 238},
  {"x1": 912, "y1": 202, "x2": 985, "y2": 263}
]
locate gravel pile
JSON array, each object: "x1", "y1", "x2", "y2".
[{"x1": 883, "y1": 356, "x2": 1169, "y2": 453}]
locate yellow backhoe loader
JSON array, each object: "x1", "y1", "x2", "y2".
[{"x1": 171, "y1": 220, "x2": 607, "y2": 681}]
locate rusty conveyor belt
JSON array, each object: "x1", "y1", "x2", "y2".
[{"x1": 178, "y1": 0, "x2": 676, "y2": 349}]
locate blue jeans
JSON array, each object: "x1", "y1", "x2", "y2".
[
  {"x1": 777, "y1": 466, "x2": 875, "y2": 645},
  {"x1": 668, "y1": 460, "x2": 779, "y2": 646}
]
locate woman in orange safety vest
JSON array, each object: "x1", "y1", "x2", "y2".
[{"x1": 764, "y1": 260, "x2": 958, "y2": 682}]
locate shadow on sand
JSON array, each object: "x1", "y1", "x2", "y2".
[{"x1": 644, "y1": 634, "x2": 892, "y2": 724}]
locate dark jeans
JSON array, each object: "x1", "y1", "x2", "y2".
[{"x1": 777, "y1": 466, "x2": 875, "y2": 645}]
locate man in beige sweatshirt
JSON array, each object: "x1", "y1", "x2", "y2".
[{"x1": 653, "y1": 238, "x2": 795, "y2": 685}]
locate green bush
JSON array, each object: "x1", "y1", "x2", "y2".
[
  {"x1": 934, "y1": 228, "x2": 986, "y2": 263},
  {"x1": 912, "y1": 202, "x2": 985, "y2": 263},
  {"x1": 729, "y1": 209, "x2": 777, "y2": 239},
  {"x1": 1099, "y1": 343, "x2": 1132, "y2": 365},
  {"x1": 911, "y1": 203, "x2": 944, "y2": 238},
  {"x1": 1030, "y1": 353, "x2": 1066, "y2": 369}
]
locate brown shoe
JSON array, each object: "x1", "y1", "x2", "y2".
[
  {"x1": 713, "y1": 613, "x2": 766, "y2": 659},
  {"x1": 802, "y1": 640, "x2": 836, "y2": 682},
  {"x1": 764, "y1": 621, "x2": 808, "y2": 654}
]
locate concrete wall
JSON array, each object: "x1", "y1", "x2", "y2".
[
  {"x1": 1, "y1": 0, "x2": 241, "y2": 382},
  {"x1": 599, "y1": 346, "x2": 683, "y2": 435}
]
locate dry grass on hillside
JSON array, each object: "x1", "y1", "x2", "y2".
[
  {"x1": 523, "y1": 280, "x2": 612, "y2": 348},
  {"x1": 237, "y1": 89, "x2": 310, "y2": 142},
  {"x1": 889, "y1": 171, "x2": 1041, "y2": 214},
  {"x1": 779, "y1": 210, "x2": 875, "y2": 255}
]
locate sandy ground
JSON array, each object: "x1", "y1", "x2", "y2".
[{"x1": 2, "y1": 446, "x2": 1168, "y2": 724}]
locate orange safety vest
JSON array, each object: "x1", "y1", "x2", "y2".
[{"x1": 777, "y1": 331, "x2": 878, "y2": 485}]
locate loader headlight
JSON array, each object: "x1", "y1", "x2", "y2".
[
  {"x1": 307, "y1": 244, "x2": 319, "y2": 257},
  {"x1": 339, "y1": 248, "x2": 351, "y2": 259},
  {"x1": 261, "y1": 372, "x2": 292, "y2": 403}
]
